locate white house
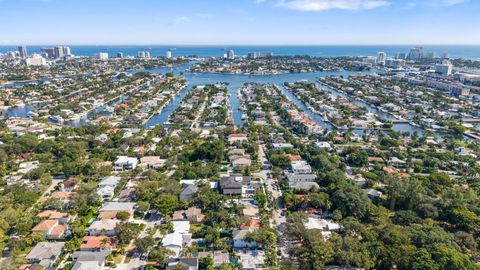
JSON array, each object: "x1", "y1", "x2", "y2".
[
  {"x1": 291, "y1": 160, "x2": 312, "y2": 174},
  {"x1": 162, "y1": 233, "x2": 183, "y2": 257},
  {"x1": 315, "y1": 141, "x2": 332, "y2": 151},
  {"x1": 97, "y1": 176, "x2": 121, "y2": 201},
  {"x1": 113, "y1": 156, "x2": 138, "y2": 171}
]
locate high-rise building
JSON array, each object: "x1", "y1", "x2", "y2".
[
  {"x1": 54, "y1": 46, "x2": 64, "y2": 59},
  {"x1": 96, "y1": 52, "x2": 109, "y2": 60},
  {"x1": 138, "y1": 51, "x2": 146, "y2": 58},
  {"x1": 377, "y1": 52, "x2": 386, "y2": 65},
  {"x1": 42, "y1": 48, "x2": 56, "y2": 59},
  {"x1": 385, "y1": 59, "x2": 406, "y2": 68},
  {"x1": 435, "y1": 61, "x2": 453, "y2": 76},
  {"x1": 18, "y1": 46, "x2": 28, "y2": 58},
  {"x1": 247, "y1": 52, "x2": 273, "y2": 59},
  {"x1": 165, "y1": 50, "x2": 172, "y2": 59},
  {"x1": 144, "y1": 51, "x2": 151, "y2": 58},
  {"x1": 395, "y1": 52, "x2": 407, "y2": 60},
  {"x1": 408, "y1": 47, "x2": 424, "y2": 60},
  {"x1": 41, "y1": 46, "x2": 71, "y2": 59},
  {"x1": 117, "y1": 52, "x2": 124, "y2": 58},
  {"x1": 228, "y1": 49, "x2": 235, "y2": 60},
  {"x1": 62, "y1": 46, "x2": 71, "y2": 56}
]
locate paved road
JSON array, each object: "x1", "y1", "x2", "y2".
[{"x1": 254, "y1": 144, "x2": 289, "y2": 260}]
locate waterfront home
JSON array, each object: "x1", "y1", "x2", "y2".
[
  {"x1": 25, "y1": 242, "x2": 65, "y2": 269},
  {"x1": 113, "y1": 156, "x2": 138, "y2": 171}
]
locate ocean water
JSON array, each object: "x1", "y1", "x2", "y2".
[{"x1": 1, "y1": 45, "x2": 480, "y2": 59}]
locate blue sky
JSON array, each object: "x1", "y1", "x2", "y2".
[{"x1": 0, "y1": 0, "x2": 478, "y2": 45}]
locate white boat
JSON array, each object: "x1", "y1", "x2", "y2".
[
  {"x1": 27, "y1": 111, "x2": 39, "y2": 118},
  {"x1": 48, "y1": 115, "x2": 64, "y2": 123}
]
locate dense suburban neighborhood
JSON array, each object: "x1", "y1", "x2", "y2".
[{"x1": 0, "y1": 45, "x2": 480, "y2": 270}]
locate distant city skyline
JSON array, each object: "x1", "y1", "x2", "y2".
[{"x1": 0, "y1": 0, "x2": 479, "y2": 45}]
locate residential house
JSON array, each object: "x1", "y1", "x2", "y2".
[
  {"x1": 97, "y1": 176, "x2": 120, "y2": 201},
  {"x1": 304, "y1": 215, "x2": 341, "y2": 239},
  {"x1": 50, "y1": 191, "x2": 76, "y2": 202},
  {"x1": 291, "y1": 160, "x2": 313, "y2": 174},
  {"x1": 271, "y1": 143, "x2": 294, "y2": 149},
  {"x1": 33, "y1": 210, "x2": 70, "y2": 239},
  {"x1": 59, "y1": 178, "x2": 79, "y2": 192},
  {"x1": 232, "y1": 229, "x2": 257, "y2": 249},
  {"x1": 242, "y1": 207, "x2": 260, "y2": 219},
  {"x1": 71, "y1": 250, "x2": 109, "y2": 270},
  {"x1": 227, "y1": 133, "x2": 248, "y2": 145},
  {"x1": 236, "y1": 249, "x2": 265, "y2": 270},
  {"x1": 98, "y1": 202, "x2": 135, "y2": 219},
  {"x1": 198, "y1": 251, "x2": 230, "y2": 267},
  {"x1": 166, "y1": 258, "x2": 199, "y2": 270},
  {"x1": 162, "y1": 233, "x2": 184, "y2": 257},
  {"x1": 172, "y1": 207, "x2": 205, "y2": 223},
  {"x1": 25, "y1": 242, "x2": 65, "y2": 269},
  {"x1": 289, "y1": 181, "x2": 320, "y2": 191},
  {"x1": 231, "y1": 156, "x2": 252, "y2": 169},
  {"x1": 219, "y1": 174, "x2": 251, "y2": 196},
  {"x1": 286, "y1": 173, "x2": 317, "y2": 186},
  {"x1": 180, "y1": 184, "x2": 199, "y2": 201},
  {"x1": 80, "y1": 236, "x2": 117, "y2": 252},
  {"x1": 113, "y1": 156, "x2": 138, "y2": 171},
  {"x1": 140, "y1": 156, "x2": 167, "y2": 169},
  {"x1": 88, "y1": 219, "x2": 120, "y2": 236}
]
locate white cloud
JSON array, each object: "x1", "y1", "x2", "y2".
[
  {"x1": 276, "y1": 0, "x2": 390, "y2": 11},
  {"x1": 407, "y1": 0, "x2": 470, "y2": 7},
  {"x1": 173, "y1": 16, "x2": 189, "y2": 24}
]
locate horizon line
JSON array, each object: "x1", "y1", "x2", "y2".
[{"x1": 2, "y1": 44, "x2": 480, "y2": 47}]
